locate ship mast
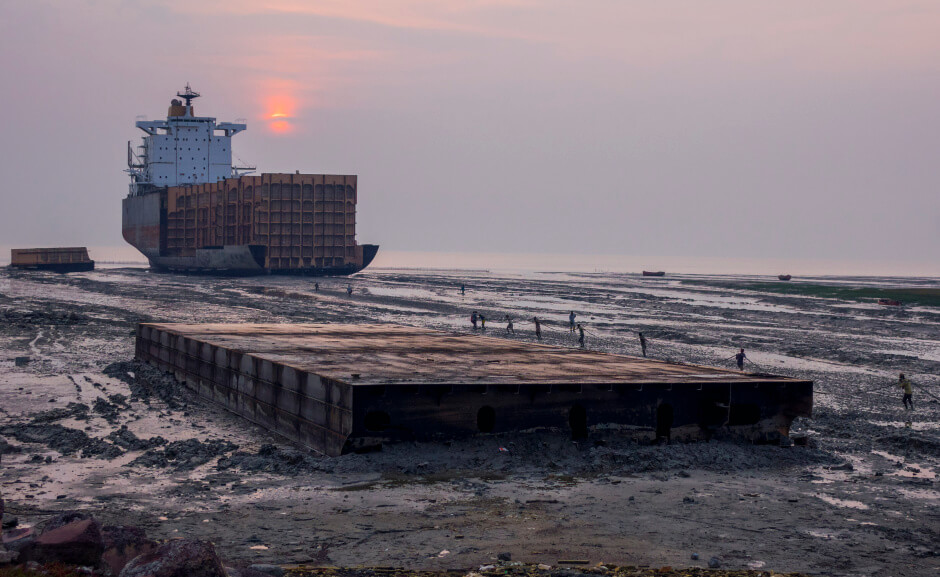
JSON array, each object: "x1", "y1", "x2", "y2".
[{"x1": 177, "y1": 83, "x2": 201, "y2": 107}]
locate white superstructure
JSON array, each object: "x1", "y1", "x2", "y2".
[{"x1": 127, "y1": 85, "x2": 248, "y2": 195}]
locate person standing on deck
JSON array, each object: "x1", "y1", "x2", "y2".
[
  {"x1": 638, "y1": 332, "x2": 647, "y2": 357},
  {"x1": 577, "y1": 324, "x2": 585, "y2": 348},
  {"x1": 569, "y1": 311, "x2": 576, "y2": 332},
  {"x1": 505, "y1": 315, "x2": 514, "y2": 334},
  {"x1": 897, "y1": 373, "x2": 914, "y2": 410},
  {"x1": 735, "y1": 348, "x2": 748, "y2": 371},
  {"x1": 533, "y1": 317, "x2": 542, "y2": 341},
  {"x1": 471, "y1": 311, "x2": 478, "y2": 329}
]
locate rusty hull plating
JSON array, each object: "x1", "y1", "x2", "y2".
[
  {"x1": 135, "y1": 323, "x2": 813, "y2": 456},
  {"x1": 123, "y1": 173, "x2": 379, "y2": 275},
  {"x1": 10, "y1": 247, "x2": 94, "y2": 273}
]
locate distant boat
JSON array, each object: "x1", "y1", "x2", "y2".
[
  {"x1": 878, "y1": 298, "x2": 902, "y2": 306},
  {"x1": 642, "y1": 271, "x2": 665, "y2": 277},
  {"x1": 778, "y1": 274, "x2": 792, "y2": 281}
]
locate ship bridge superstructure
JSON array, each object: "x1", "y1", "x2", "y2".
[{"x1": 127, "y1": 85, "x2": 248, "y2": 195}]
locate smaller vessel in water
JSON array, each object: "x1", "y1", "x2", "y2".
[
  {"x1": 10, "y1": 248, "x2": 94, "y2": 273},
  {"x1": 642, "y1": 271, "x2": 665, "y2": 277},
  {"x1": 778, "y1": 274, "x2": 792, "y2": 281},
  {"x1": 878, "y1": 298, "x2": 902, "y2": 306}
]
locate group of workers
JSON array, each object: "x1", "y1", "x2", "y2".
[
  {"x1": 466, "y1": 298, "x2": 920, "y2": 412},
  {"x1": 468, "y1": 309, "x2": 626, "y2": 351}
]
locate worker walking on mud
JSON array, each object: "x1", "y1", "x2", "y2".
[
  {"x1": 638, "y1": 332, "x2": 647, "y2": 357},
  {"x1": 735, "y1": 348, "x2": 748, "y2": 371},
  {"x1": 480, "y1": 314, "x2": 487, "y2": 332},
  {"x1": 897, "y1": 373, "x2": 914, "y2": 410},
  {"x1": 460, "y1": 284, "x2": 465, "y2": 295},
  {"x1": 346, "y1": 283, "x2": 353, "y2": 296},
  {"x1": 533, "y1": 317, "x2": 542, "y2": 341},
  {"x1": 569, "y1": 311, "x2": 577, "y2": 332},
  {"x1": 471, "y1": 311, "x2": 478, "y2": 329},
  {"x1": 505, "y1": 315, "x2": 514, "y2": 334},
  {"x1": 577, "y1": 323, "x2": 585, "y2": 348},
  {"x1": 314, "y1": 282, "x2": 319, "y2": 292}
]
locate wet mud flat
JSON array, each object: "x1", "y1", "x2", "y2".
[{"x1": 1, "y1": 267, "x2": 938, "y2": 576}]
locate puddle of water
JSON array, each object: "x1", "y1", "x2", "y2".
[
  {"x1": 870, "y1": 451, "x2": 937, "y2": 480},
  {"x1": 814, "y1": 494, "x2": 870, "y2": 510},
  {"x1": 869, "y1": 420, "x2": 940, "y2": 432}
]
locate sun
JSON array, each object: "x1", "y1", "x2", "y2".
[{"x1": 263, "y1": 94, "x2": 297, "y2": 134}]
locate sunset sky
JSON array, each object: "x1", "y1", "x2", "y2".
[{"x1": 0, "y1": 0, "x2": 937, "y2": 272}]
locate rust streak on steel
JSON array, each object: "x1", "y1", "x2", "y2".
[{"x1": 136, "y1": 323, "x2": 814, "y2": 456}]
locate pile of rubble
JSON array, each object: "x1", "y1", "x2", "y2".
[
  {"x1": 0, "y1": 502, "x2": 271, "y2": 577},
  {"x1": 1, "y1": 499, "x2": 811, "y2": 577}
]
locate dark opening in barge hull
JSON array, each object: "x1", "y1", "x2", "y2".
[{"x1": 135, "y1": 323, "x2": 814, "y2": 456}]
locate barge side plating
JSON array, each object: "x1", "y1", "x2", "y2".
[{"x1": 136, "y1": 323, "x2": 814, "y2": 456}]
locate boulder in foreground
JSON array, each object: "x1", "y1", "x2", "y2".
[{"x1": 120, "y1": 539, "x2": 226, "y2": 577}]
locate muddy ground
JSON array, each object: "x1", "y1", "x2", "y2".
[{"x1": 1, "y1": 267, "x2": 938, "y2": 576}]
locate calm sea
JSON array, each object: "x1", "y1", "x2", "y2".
[{"x1": 0, "y1": 245, "x2": 937, "y2": 278}]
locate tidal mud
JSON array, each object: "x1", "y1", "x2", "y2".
[{"x1": 1, "y1": 267, "x2": 937, "y2": 576}]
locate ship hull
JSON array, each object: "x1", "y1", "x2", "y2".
[
  {"x1": 144, "y1": 245, "x2": 378, "y2": 276},
  {"x1": 10, "y1": 262, "x2": 95, "y2": 273},
  {"x1": 123, "y1": 179, "x2": 379, "y2": 276}
]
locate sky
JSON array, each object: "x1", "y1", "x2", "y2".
[{"x1": 0, "y1": 0, "x2": 938, "y2": 274}]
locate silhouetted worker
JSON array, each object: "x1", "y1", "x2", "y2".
[
  {"x1": 505, "y1": 315, "x2": 514, "y2": 334},
  {"x1": 577, "y1": 323, "x2": 585, "y2": 348},
  {"x1": 735, "y1": 348, "x2": 748, "y2": 371},
  {"x1": 897, "y1": 373, "x2": 914, "y2": 410},
  {"x1": 471, "y1": 311, "x2": 478, "y2": 329},
  {"x1": 480, "y1": 314, "x2": 487, "y2": 331},
  {"x1": 346, "y1": 284, "x2": 353, "y2": 296},
  {"x1": 533, "y1": 317, "x2": 542, "y2": 341},
  {"x1": 314, "y1": 282, "x2": 319, "y2": 292},
  {"x1": 638, "y1": 332, "x2": 647, "y2": 357},
  {"x1": 460, "y1": 284, "x2": 465, "y2": 295},
  {"x1": 569, "y1": 311, "x2": 576, "y2": 332}
]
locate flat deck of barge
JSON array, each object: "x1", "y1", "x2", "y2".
[{"x1": 136, "y1": 323, "x2": 813, "y2": 456}]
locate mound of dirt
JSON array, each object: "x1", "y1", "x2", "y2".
[
  {"x1": 30, "y1": 402, "x2": 90, "y2": 424},
  {"x1": 103, "y1": 361, "x2": 190, "y2": 410},
  {"x1": 128, "y1": 438, "x2": 238, "y2": 471},
  {"x1": 216, "y1": 443, "x2": 322, "y2": 475},
  {"x1": 0, "y1": 423, "x2": 122, "y2": 459},
  {"x1": 106, "y1": 426, "x2": 166, "y2": 451}
]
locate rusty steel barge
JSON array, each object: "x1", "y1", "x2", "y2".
[
  {"x1": 10, "y1": 247, "x2": 95, "y2": 273},
  {"x1": 136, "y1": 323, "x2": 814, "y2": 456},
  {"x1": 123, "y1": 86, "x2": 378, "y2": 275}
]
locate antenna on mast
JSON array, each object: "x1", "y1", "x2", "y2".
[{"x1": 177, "y1": 83, "x2": 201, "y2": 107}]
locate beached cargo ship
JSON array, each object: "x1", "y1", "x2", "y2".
[
  {"x1": 123, "y1": 86, "x2": 378, "y2": 274},
  {"x1": 9, "y1": 247, "x2": 94, "y2": 273}
]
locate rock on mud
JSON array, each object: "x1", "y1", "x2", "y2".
[
  {"x1": 102, "y1": 525, "x2": 158, "y2": 576},
  {"x1": 120, "y1": 538, "x2": 227, "y2": 577},
  {"x1": 26, "y1": 518, "x2": 105, "y2": 567}
]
